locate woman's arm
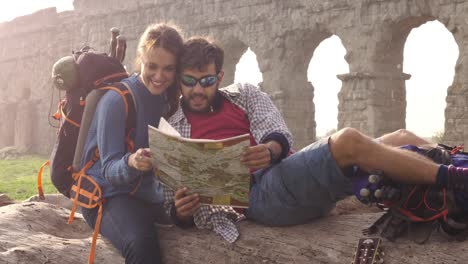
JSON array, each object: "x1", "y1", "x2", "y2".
[{"x1": 95, "y1": 91, "x2": 143, "y2": 186}]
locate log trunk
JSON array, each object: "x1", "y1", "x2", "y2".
[
  {"x1": 159, "y1": 213, "x2": 465, "y2": 264},
  {"x1": 0, "y1": 200, "x2": 466, "y2": 263},
  {"x1": 0, "y1": 202, "x2": 122, "y2": 264}
]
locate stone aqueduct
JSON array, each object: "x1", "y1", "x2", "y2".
[{"x1": 0, "y1": 0, "x2": 467, "y2": 155}]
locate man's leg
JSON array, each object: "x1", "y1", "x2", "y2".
[
  {"x1": 247, "y1": 138, "x2": 352, "y2": 226},
  {"x1": 329, "y1": 128, "x2": 438, "y2": 184},
  {"x1": 377, "y1": 129, "x2": 431, "y2": 147},
  {"x1": 81, "y1": 195, "x2": 164, "y2": 264},
  {"x1": 247, "y1": 128, "x2": 452, "y2": 226}
]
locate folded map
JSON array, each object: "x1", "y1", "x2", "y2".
[{"x1": 148, "y1": 118, "x2": 251, "y2": 207}]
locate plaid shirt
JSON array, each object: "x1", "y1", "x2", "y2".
[{"x1": 163, "y1": 82, "x2": 293, "y2": 242}]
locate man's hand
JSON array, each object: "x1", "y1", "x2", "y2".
[
  {"x1": 241, "y1": 141, "x2": 283, "y2": 170},
  {"x1": 174, "y1": 187, "x2": 200, "y2": 222},
  {"x1": 129, "y1": 148, "x2": 153, "y2": 171},
  {"x1": 241, "y1": 144, "x2": 271, "y2": 169}
]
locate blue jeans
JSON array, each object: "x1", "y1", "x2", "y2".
[
  {"x1": 81, "y1": 195, "x2": 168, "y2": 264},
  {"x1": 246, "y1": 138, "x2": 353, "y2": 226}
]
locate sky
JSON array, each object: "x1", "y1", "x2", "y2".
[
  {"x1": 0, "y1": 2, "x2": 459, "y2": 138},
  {"x1": 0, "y1": 1, "x2": 73, "y2": 22}
]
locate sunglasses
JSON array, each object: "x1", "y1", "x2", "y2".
[{"x1": 180, "y1": 74, "x2": 218, "y2": 88}]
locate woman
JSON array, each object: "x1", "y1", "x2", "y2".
[{"x1": 80, "y1": 23, "x2": 183, "y2": 263}]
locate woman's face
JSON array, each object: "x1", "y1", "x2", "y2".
[{"x1": 139, "y1": 47, "x2": 177, "y2": 95}]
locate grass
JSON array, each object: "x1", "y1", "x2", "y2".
[{"x1": 0, "y1": 155, "x2": 56, "y2": 201}]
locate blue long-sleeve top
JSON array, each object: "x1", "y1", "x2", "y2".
[{"x1": 81, "y1": 74, "x2": 166, "y2": 203}]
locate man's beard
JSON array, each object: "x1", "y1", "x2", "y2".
[
  {"x1": 181, "y1": 92, "x2": 210, "y2": 113},
  {"x1": 183, "y1": 84, "x2": 220, "y2": 113}
]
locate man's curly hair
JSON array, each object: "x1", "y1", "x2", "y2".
[{"x1": 180, "y1": 37, "x2": 224, "y2": 73}]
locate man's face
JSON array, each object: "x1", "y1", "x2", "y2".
[{"x1": 180, "y1": 63, "x2": 223, "y2": 113}]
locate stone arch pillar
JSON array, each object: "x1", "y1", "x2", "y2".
[
  {"x1": 218, "y1": 38, "x2": 248, "y2": 87},
  {"x1": 0, "y1": 101, "x2": 16, "y2": 149},
  {"x1": 337, "y1": 72, "x2": 410, "y2": 137},
  {"x1": 255, "y1": 30, "x2": 330, "y2": 148},
  {"x1": 337, "y1": 18, "x2": 435, "y2": 138},
  {"x1": 14, "y1": 87, "x2": 35, "y2": 153},
  {"x1": 444, "y1": 22, "x2": 468, "y2": 146},
  {"x1": 14, "y1": 100, "x2": 36, "y2": 153}
]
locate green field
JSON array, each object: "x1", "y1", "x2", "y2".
[{"x1": 0, "y1": 156, "x2": 56, "y2": 201}]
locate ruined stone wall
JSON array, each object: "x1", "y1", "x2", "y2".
[{"x1": 0, "y1": 0, "x2": 466, "y2": 155}]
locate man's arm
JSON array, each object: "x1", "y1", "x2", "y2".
[
  {"x1": 241, "y1": 83, "x2": 292, "y2": 157},
  {"x1": 237, "y1": 83, "x2": 293, "y2": 169}
]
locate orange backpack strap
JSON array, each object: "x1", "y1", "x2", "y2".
[
  {"x1": 88, "y1": 201, "x2": 103, "y2": 264},
  {"x1": 37, "y1": 160, "x2": 50, "y2": 200},
  {"x1": 69, "y1": 173, "x2": 103, "y2": 264},
  {"x1": 93, "y1": 83, "x2": 136, "y2": 153},
  {"x1": 118, "y1": 82, "x2": 140, "y2": 192},
  {"x1": 60, "y1": 103, "x2": 81, "y2": 128},
  {"x1": 69, "y1": 149, "x2": 103, "y2": 264},
  {"x1": 119, "y1": 82, "x2": 137, "y2": 153},
  {"x1": 69, "y1": 149, "x2": 101, "y2": 223},
  {"x1": 93, "y1": 72, "x2": 129, "y2": 87},
  {"x1": 101, "y1": 82, "x2": 137, "y2": 146}
]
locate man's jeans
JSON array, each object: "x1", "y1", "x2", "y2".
[
  {"x1": 81, "y1": 195, "x2": 168, "y2": 264},
  {"x1": 246, "y1": 138, "x2": 353, "y2": 226}
]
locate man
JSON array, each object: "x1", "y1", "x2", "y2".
[{"x1": 167, "y1": 37, "x2": 468, "y2": 241}]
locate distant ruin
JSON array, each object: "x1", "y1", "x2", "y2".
[{"x1": 0, "y1": 0, "x2": 467, "y2": 155}]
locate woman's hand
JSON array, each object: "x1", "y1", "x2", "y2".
[
  {"x1": 129, "y1": 148, "x2": 153, "y2": 171},
  {"x1": 174, "y1": 187, "x2": 200, "y2": 222}
]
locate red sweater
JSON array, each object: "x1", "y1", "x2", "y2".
[{"x1": 186, "y1": 97, "x2": 255, "y2": 145}]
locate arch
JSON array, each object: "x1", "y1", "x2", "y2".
[
  {"x1": 234, "y1": 47, "x2": 263, "y2": 86},
  {"x1": 377, "y1": 16, "x2": 435, "y2": 73},
  {"x1": 217, "y1": 37, "x2": 248, "y2": 87},
  {"x1": 403, "y1": 20, "x2": 459, "y2": 138},
  {"x1": 308, "y1": 35, "x2": 350, "y2": 137},
  {"x1": 352, "y1": 16, "x2": 438, "y2": 137}
]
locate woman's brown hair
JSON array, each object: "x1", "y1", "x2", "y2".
[{"x1": 134, "y1": 23, "x2": 184, "y2": 117}]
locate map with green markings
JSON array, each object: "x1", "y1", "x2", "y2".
[{"x1": 148, "y1": 122, "x2": 251, "y2": 208}]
